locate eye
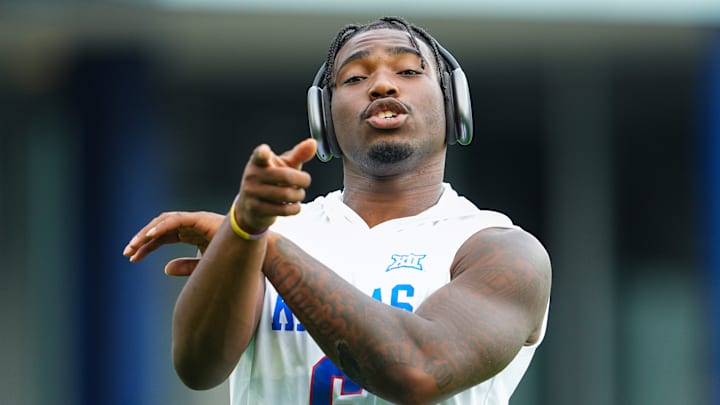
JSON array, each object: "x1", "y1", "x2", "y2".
[
  {"x1": 399, "y1": 69, "x2": 422, "y2": 76},
  {"x1": 342, "y1": 76, "x2": 365, "y2": 85}
]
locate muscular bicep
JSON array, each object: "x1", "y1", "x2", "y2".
[{"x1": 413, "y1": 227, "x2": 551, "y2": 382}]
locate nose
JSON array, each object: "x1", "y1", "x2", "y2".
[{"x1": 368, "y1": 71, "x2": 398, "y2": 99}]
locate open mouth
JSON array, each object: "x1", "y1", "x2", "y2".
[
  {"x1": 364, "y1": 99, "x2": 409, "y2": 129},
  {"x1": 376, "y1": 110, "x2": 398, "y2": 119},
  {"x1": 367, "y1": 110, "x2": 407, "y2": 129}
]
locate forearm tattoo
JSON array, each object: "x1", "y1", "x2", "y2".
[{"x1": 262, "y1": 230, "x2": 548, "y2": 398}]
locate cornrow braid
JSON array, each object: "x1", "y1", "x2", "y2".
[{"x1": 321, "y1": 16, "x2": 448, "y2": 94}]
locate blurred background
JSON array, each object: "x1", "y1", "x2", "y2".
[{"x1": 1, "y1": 1, "x2": 719, "y2": 404}]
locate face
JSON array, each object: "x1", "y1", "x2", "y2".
[{"x1": 329, "y1": 28, "x2": 447, "y2": 176}]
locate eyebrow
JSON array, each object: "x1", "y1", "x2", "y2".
[
  {"x1": 335, "y1": 46, "x2": 424, "y2": 76},
  {"x1": 335, "y1": 50, "x2": 370, "y2": 74},
  {"x1": 387, "y1": 46, "x2": 423, "y2": 59}
]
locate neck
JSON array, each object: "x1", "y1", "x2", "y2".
[{"x1": 341, "y1": 165, "x2": 445, "y2": 228}]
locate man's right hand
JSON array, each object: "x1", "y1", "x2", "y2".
[{"x1": 232, "y1": 138, "x2": 317, "y2": 234}]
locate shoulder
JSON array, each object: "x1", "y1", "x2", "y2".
[
  {"x1": 437, "y1": 184, "x2": 515, "y2": 227},
  {"x1": 453, "y1": 227, "x2": 551, "y2": 280}
]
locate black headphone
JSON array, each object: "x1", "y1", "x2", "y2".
[{"x1": 306, "y1": 43, "x2": 473, "y2": 162}]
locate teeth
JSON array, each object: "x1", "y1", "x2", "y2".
[{"x1": 375, "y1": 111, "x2": 397, "y2": 119}]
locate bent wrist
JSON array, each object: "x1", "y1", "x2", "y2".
[{"x1": 229, "y1": 196, "x2": 269, "y2": 240}]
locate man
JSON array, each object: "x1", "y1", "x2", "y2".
[{"x1": 124, "y1": 16, "x2": 551, "y2": 405}]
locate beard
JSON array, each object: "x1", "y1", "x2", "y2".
[{"x1": 367, "y1": 141, "x2": 413, "y2": 164}]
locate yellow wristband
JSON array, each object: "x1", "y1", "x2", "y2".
[{"x1": 229, "y1": 198, "x2": 268, "y2": 240}]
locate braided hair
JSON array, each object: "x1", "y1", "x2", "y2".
[{"x1": 321, "y1": 16, "x2": 448, "y2": 93}]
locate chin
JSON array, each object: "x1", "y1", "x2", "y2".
[{"x1": 367, "y1": 142, "x2": 414, "y2": 164}]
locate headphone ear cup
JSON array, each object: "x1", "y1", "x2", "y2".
[
  {"x1": 443, "y1": 71, "x2": 458, "y2": 145},
  {"x1": 450, "y1": 68, "x2": 473, "y2": 145},
  {"x1": 436, "y1": 44, "x2": 473, "y2": 146},
  {"x1": 307, "y1": 85, "x2": 333, "y2": 162},
  {"x1": 321, "y1": 87, "x2": 342, "y2": 157}
]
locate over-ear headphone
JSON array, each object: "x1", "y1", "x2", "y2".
[{"x1": 306, "y1": 43, "x2": 473, "y2": 162}]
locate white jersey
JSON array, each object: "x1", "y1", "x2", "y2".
[{"x1": 229, "y1": 183, "x2": 548, "y2": 405}]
